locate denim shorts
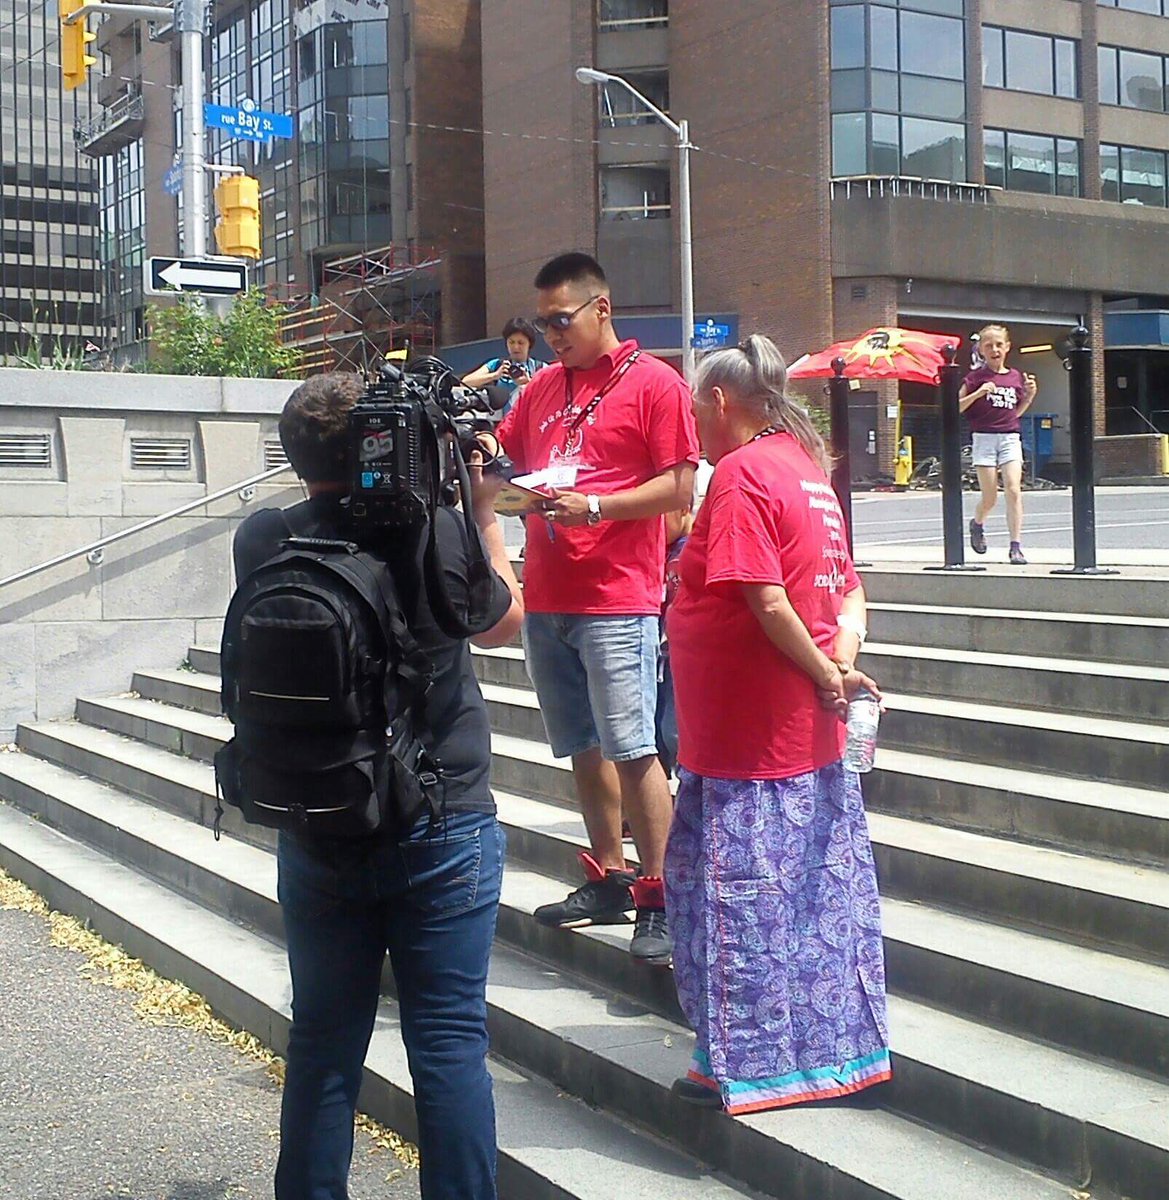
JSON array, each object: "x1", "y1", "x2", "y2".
[
  {"x1": 521, "y1": 612, "x2": 660, "y2": 762},
  {"x1": 971, "y1": 432, "x2": 1023, "y2": 468}
]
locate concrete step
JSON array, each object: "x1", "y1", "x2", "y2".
[
  {"x1": 489, "y1": 788, "x2": 1169, "y2": 1077},
  {"x1": 0, "y1": 789, "x2": 1082, "y2": 1200},
  {"x1": 134, "y1": 667, "x2": 222, "y2": 716},
  {"x1": 70, "y1": 692, "x2": 1169, "y2": 965},
  {"x1": 467, "y1": 639, "x2": 1169, "y2": 728},
  {"x1": 10, "y1": 720, "x2": 1169, "y2": 1082},
  {"x1": 2, "y1": 754, "x2": 1161, "y2": 1200},
  {"x1": 868, "y1": 601, "x2": 1169, "y2": 667},
  {"x1": 0, "y1": 803, "x2": 767, "y2": 1200},
  {"x1": 861, "y1": 642, "x2": 1169, "y2": 724},
  {"x1": 865, "y1": 748, "x2": 1169, "y2": 869},
  {"x1": 41, "y1": 696, "x2": 1169, "y2": 1070},
  {"x1": 118, "y1": 676, "x2": 1169, "y2": 873},
  {"x1": 880, "y1": 692, "x2": 1169, "y2": 789},
  {"x1": 860, "y1": 566, "x2": 1169, "y2": 620},
  {"x1": 474, "y1": 679, "x2": 1169, "y2": 793}
]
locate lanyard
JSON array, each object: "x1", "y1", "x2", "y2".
[{"x1": 563, "y1": 349, "x2": 642, "y2": 440}]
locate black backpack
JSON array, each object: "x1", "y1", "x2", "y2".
[{"x1": 214, "y1": 533, "x2": 443, "y2": 839}]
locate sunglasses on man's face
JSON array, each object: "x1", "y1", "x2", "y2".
[{"x1": 532, "y1": 294, "x2": 601, "y2": 334}]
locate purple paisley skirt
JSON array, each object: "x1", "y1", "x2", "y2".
[{"x1": 664, "y1": 762, "x2": 891, "y2": 1114}]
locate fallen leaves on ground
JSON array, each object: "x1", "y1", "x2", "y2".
[{"x1": 0, "y1": 867, "x2": 420, "y2": 1170}]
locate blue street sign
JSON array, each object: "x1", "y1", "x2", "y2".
[
  {"x1": 204, "y1": 102, "x2": 295, "y2": 143},
  {"x1": 162, "y1": 163, "x2": 183, "y2": 195},
  {"x1": 691, "y1": 319, "x2": 732, "y2": 350}
]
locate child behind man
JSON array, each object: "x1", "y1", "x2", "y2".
[{"x1": 959, "y1": 323, "x2": 1038, "y2": 565}]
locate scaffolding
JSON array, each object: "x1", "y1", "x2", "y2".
[{"x1": 277, "y1": 243, "x2": 442, "y2": 377}]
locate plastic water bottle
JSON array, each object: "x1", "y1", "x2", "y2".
[{"x1": 844, "y1": 688, "x2": 880, "y2": 773}]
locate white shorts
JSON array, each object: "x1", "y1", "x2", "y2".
[{"x1": 971, "y1": 432, "x2": 1023, "y2": 469}]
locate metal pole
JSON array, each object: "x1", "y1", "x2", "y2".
[
  {"x1": 1053, "y1": 326, "x2": 1117, "y2": 575},
  {"x1": 828, "y1": 358, "x2": 855, "y2": 555},
  {"x1": 178, "y1": 0, "x2": 207, "y2": 257},
  {"x1": 678, "y1": 118, "x2": 695, "y2": 382},
  {"x1": 926, "y1": 344, "x2": 984, "y2": 571}
]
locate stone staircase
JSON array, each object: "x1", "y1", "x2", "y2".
[{"x1": 2, "y1": 566, "x2": 1169, "y2": 1200}]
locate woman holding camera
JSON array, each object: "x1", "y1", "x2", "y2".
[
  {"x1": 664, "y1": 334, "x2": 890, "y2": 1115},
  {"x1": 462, "y1": 317, "x2": 545, "y2": 412}
]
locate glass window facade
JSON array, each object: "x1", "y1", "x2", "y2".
[
  {"x1": 0, "y1": 0, "x2": 103, "y2": 358},
  {"x1": 830, "y1": 1, "x2": 967, "y2": 181},
  {"x1": 206, "y1": 0, "x2": 297, "y2": 284},
  {"x1": 1101, "y1": 142, "x2": 1169, "y2": 205},
  {"x1": 296, "y1": 13, "x2": 393, "y2": 252},
  {"x1": 597, "y1": 0, "x2": 668, "y2": 28},
  {"x1": 1098, "y1": 45, "x2": 1167, "y2": 111},
  {"x1": 1098, "y1": 0, "x2": 1169, "y2": 14},
  {"x1": 599, "y1": 164, "x2": 671, "y2": 219},
  {"x1": 983, "y1": 26, "x2": 1079, "y2": 98},
  {"x1": 984, "y1": 129, "x2": 1082, "y2": 196},
  {"x1": 100, "y1": 138, "x2": 146, "y2": 349},
  {"x1": 598, "y1": 72, "x2": 670, "y2": 125}
]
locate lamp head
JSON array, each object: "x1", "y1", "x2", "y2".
[{"x1": 575, "y1": 67, "x2": 611, "y2": 86}]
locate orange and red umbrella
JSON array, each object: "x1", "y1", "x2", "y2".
[{"x1": 787, "y1": 327, "x2": 960, "y2": 386}]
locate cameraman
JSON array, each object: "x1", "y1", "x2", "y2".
[{"x1": 232, "y1": 372, "x2": 522, "y2": 1200}]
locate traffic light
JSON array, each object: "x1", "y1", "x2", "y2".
[
  {"x1": 59, "y1": 0, "x2": 96, "y2": 91},
  {"x1": 214, "y1": 174, "x2": 262, "y2": 259}
]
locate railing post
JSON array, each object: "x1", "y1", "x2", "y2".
[
  {"x1": 828, "y1": 357, "x2": 855, "y2": 554},
  {"x1": 926, "y1": 343, "x2": 984, "y2": 572},
  {"x1": 1053, "y1": 326, "x2": 1118, "y2": 576}
]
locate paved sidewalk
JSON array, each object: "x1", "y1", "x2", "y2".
[{"x1": 0, "y1": 901, "x2": 421, "y2": 1200}]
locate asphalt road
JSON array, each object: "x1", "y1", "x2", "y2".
[
  {"x1": 850, "y1": 485, "x2": 1169, "y2": 562},
  {"x1": 0, "y1": 904, "x2": 421, "y2": 1200}
]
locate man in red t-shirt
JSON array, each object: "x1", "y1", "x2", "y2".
[{"x1": 495, "y1": 252, "x2": 700, "y2": 963}]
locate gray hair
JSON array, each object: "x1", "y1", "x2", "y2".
[{"x1": 694, "y1": 334, "x2": 832, "y2": 475}]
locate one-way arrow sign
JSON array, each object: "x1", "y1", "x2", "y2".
[{"x1": 145, "y1": 256, "x2": 248, "y2": 297}]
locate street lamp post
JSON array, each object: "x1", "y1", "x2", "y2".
[{"x1": 575, "y1": 66, "x2": 696, "y2": 380}]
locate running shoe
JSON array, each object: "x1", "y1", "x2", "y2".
[
  {"x1": 1009, "y1": 543, "x2": 1027, "y2": 565},
  {"x1": 969, "y1": 519, "x2": 987, "y2": 555}
]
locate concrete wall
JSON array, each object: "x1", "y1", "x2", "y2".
[{"x1": 0, "y1": 370, "x2": 301, "y2": 740}]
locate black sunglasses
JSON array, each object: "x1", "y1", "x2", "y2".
[{"x1": 533, "y1": 294, "x2": 601, "y2": 334}]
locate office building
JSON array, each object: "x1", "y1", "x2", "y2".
[
  {"x1": 482, "y1": 0, "x2": 1169, "y2": 474},
  {"x1": 89, "y1": 0, "x2": 485, "y2": 366},
  {"x1": 1, "y1": 0, "x2": 103, "y2": 361}
]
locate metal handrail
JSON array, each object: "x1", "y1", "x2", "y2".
[{"x1": 0, "y1": 463, "x2": 296, "y2": 592}]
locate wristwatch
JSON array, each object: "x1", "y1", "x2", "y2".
[{"x1": 586, "y1": 494, "x2": 603, "y2": 526}]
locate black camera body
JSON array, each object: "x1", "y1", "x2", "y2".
[{"x1": 347, "y1": 355, "x2": 513, "y2": 530}]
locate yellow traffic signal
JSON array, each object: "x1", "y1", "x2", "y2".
[
  {"x1": 214, "y1": 174, "x2": 262, "y2": 259},
  {"x1": 60, "y1": 0, "x2": 96, "y2": 91}
]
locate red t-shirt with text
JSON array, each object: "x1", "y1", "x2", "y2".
[
  {"x1": 667, "y1": 432, "x2": 861, "y2": 780},
  {"x1": 497, "y1": 340, "x2": 699, "y2": 614},
  {"x1": 962, "y1": 365, "x2": 1027, "y2": 434}
]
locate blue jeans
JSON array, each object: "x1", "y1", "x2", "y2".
[
  {"x1": 521, "y1": 612, "x2": 660, "y2": 761},
  {"x1": 274, "y1": 811, "x2": 505, "y2": 1200}
]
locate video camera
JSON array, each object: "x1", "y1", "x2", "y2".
[
  {"x1": 345, "y1": 354, "x2": 514, "y2": 639},
  {"x1": 348, "y1": 355, "x2": 514, "y2": 529}
]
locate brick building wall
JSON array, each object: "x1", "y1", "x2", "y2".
[
  {"x1": 413, "y1": 0, "x2": 487, "y2": 344},
  {"x1": 481, "y1": 1, "x2": 597, "y2": 333},
  {"x1": 670, "y1": 1, "x2": 834, "y2": 361}
]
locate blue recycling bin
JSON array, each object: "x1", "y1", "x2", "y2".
[{"x1": 1020, "y1": 413, "x2": 1056, "y2": 476}]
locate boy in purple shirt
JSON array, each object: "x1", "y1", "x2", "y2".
[{"x1": 959, "y1": 323, "x2": 1038, "y2": 564}]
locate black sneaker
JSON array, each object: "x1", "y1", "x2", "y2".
[
  {"x1": 630, "y1": 907, "x2": 673, "y2": 964},
  {"x1": 534, "y1": 871, "x2": 635, "y2": 928},
  {"x1": 1009, "y1": 543, "x2": 1027, "y2": 565},
  {"x1": 969, "y1": 519, "x2": 987, "y2": 555},
  {"x1": 671, "y1": 1077, "x2": 723, "y2": 1108}
]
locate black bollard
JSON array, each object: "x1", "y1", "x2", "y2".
[
  {"x1": 1053, "y1": 327, "x2": 1118, "y2": 576},
  {"x1": 828, "y1": 357, "x2": 855, "y2": 555},
  {"x1": 927, "y1": 344, "x2": 983, "y2": 571}
]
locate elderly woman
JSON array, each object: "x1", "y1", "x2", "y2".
[{"x1": 664, "y1": 334, "x2": 890, "y2": 1114}]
